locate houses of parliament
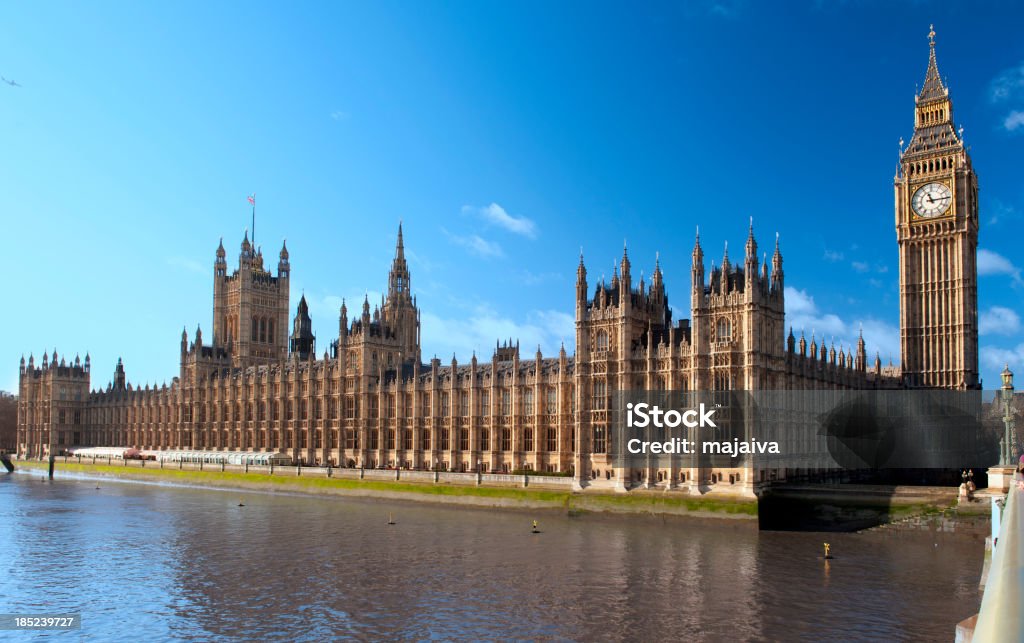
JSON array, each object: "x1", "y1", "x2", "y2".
[{"x1": 15, "y1": 30, "x2": 981, "y2": 492}]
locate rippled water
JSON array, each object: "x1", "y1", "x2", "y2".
[{"x1": 0, "y1": 471, "x2": 983, "y2": 641}]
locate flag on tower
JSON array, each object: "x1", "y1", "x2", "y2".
[{"x1": 247, "y1": 193, "x2": 256, "y2": 245}]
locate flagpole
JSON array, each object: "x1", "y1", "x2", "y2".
[{"x1": 251, "y1": 193, "x2": 256, "y2": 247}]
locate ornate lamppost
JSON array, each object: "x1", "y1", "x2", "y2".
[{"x1": 1000, "y1": 365, "x2": 1017, "y2": 466}]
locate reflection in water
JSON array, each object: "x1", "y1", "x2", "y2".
[{"x1": 0, "y1": 473, "x2": 982, "y2": 641}]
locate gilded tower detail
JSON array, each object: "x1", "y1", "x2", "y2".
[{"x1": 895, "y1": 27, "x2": 980, "y2": 389}]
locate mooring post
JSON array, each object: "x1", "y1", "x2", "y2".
[{"x1": 48, "y1": 454, "x2": 55, "y2": 480}]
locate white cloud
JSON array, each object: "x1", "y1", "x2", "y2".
[
  {"x1": 990, "y1": 63, "x2": 1024, "y2": 103},
  {"x1": 463, "y1": 203, "x2": 537, "y2": 239},
  {"x1": 518, "y1": 270, "x2": 564, "y2": 286},
  {"x1": 330, "y1": 110, "x2": 350, "y2": 121},
  {"x1": 987, "y1": 199, "x2": 1020, "y2": 227},
  {"x1": 166, "y1": 256, "x2": 205, "y2": 275},
  {"x1": 420, "y1": 305, "x2": 574, "y2": 362},
  {"x1": 981, "y1": 344, "x2": 1024, "y2": 371},
  {"x1": 1004, "y1": 110, "x2": 1024, "y2": 132},
  {"x1": 978, "y1": 248, "x2": 1023, "y2": 284},
  {"x1": 980, "y1": 306, "x2": 1022, "y2": 336},
  {"x1": 851, "y1": 261, "x2": 870, "y2": 273},
  {"x1": 706, "y1": 0, "x2": 745, "y2": 18},
  {"x1": 823, "y1": 250, "x2": 844, "y2": 262},
  {"x1": 990, "y1": 63, "x2": 1024, "y2": 134},
  {"x1": 447, "y1": 233, "x2": 503, "y2": 258},
  {"x1": 784, "y1": 286, "x2": 899, "y2": 361},
  {"x1": 785, "y1": 287, "x2": 816, "y2": 317}
]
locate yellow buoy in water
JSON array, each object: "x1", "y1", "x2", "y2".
[{"x1": 823, "y1": 542, "x2": 833, "y2": 559}]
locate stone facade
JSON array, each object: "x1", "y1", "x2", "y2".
[
  {"x1": 0, "y1": 392, "x2": 17, "y2": 452},
  {"x1": 16, "y1": 32, "x2": 979, "y2": 492}
]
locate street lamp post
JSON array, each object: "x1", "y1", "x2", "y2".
[{"x1": 1001, "y1": 365, "x2": 1017, "y2": 466}]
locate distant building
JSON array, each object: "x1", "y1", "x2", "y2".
[
  {"x1": 0, "y1": 392, "x2": 16, "y2": 452},
  {"x1": 17, "y1": 30, "x2": 981, "y2": 493}
]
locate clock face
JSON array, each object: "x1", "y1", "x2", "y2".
[{"x1": 911, "y1": 182, "x2": 952, "y2": 218}]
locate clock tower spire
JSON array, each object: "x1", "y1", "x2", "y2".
[{"x1": 895, "y1": 25, "x2": 979, "y2": 389}]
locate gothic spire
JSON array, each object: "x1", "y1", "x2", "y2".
[
  {"x1": 395, "y1": 220, "x2": 405, "y2": 261},
  {"x1": 388, "y1": 222, "x2": 411, "y2": 301},
  {"x1": 917, "y1": 24, "x2": 948, "y2": 103},
  {"x1": 745, "y1": 217, "x2": 757, "y2": 260},
  {"x1": 290, "y1": 295, "x2": 315, "y2": 360}
]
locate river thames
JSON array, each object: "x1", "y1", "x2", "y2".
[{"x1": 1, "y1": 471, "x2": 983, "y2": 640}]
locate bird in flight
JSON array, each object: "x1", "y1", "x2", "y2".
[{"x1": 2, "y1": 76, "x2": 22, "y2": 87}]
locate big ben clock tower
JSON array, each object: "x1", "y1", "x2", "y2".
[{"x1": 896, "y1": 26, "x2": 980, "y2": 389}]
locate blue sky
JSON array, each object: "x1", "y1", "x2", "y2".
[{"x1": 1, "y1": 0, "x2": 1022, "y2": 394}]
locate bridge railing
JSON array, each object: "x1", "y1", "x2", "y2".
[{"x1": 972, "y1": 474, "x2": 1023, "y2": 640}]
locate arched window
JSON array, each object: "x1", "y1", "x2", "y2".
[
  {"x1": 717, "y1": 318, "x2": 732, "y2": 342},
  {"x1": 596, "y1": 329, "x2": 609, "y2": 351}
]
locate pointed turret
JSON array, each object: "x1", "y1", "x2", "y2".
[
  {"x1": 113, "y1": 357, "x2": 126, "y2": 391},
  {"x1": 290, "y1": 295, "x2": 315, "y2": 360},
  {"x1": 576, "y1": 249, "x2": 588, "y2": 306},
  {"x1": 745, "y1": 218, "x2": 757, "y2": 262},
  {"x1": 276, "y1": 239, "x2": 290, "y2": 278},
  {"x1": 651, "y1": 252, "x2": 664, "y2": 298},
  {"x1": 745, "y1": 219, "x2": 759, "y2": 296},
  {"x1": 771, "y1": 233, "x2": 784, "y2": 291},
  {"x1": 907, "y1": 25, "x2": 958, "y2": 140},
  {"x1": 620, "y1": 241, "x2": 631, "y2": 291},
  {"x1": 856, "y1": 326, "x2": 867, "y2": 372},
  {"x1": 388, "y1": 222, "x2": 412, "y2": 302},
  {"x1": 917, "y1": 25, "x2": 948, "y2": 104},
  {"x1": 339, "y1": 299, "x2": 349, "y2": 340},
  {"x1": 691, "y1": 228, "x2": 705, "y2": 300}
]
